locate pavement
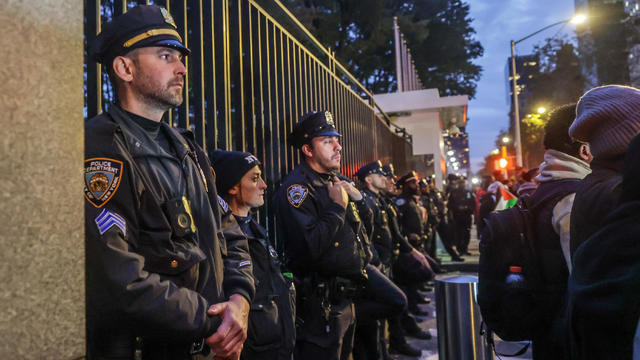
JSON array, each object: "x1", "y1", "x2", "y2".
[{"x1": 386, "y1": 226, "x2": 533, "y2": 360}]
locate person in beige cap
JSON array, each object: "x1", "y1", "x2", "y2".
[{"x1": 568, "y1": 85, "x2": 640, "y2": 256}]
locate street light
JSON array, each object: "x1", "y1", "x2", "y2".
[
  {"x1": 510, "y1": 13, "x2": 586, "y2": 167},
  {"x1": 502, "y1": 136, "x2": 510, "y2": 144},
  {"x1": 537, "y1": 107, "x2": 547, "y2": 114}
]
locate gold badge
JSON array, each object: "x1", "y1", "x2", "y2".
[
  {"x1": 325, "y1": 111, "x2": 334, "y2": 126},
  {"x1": 160, "y1": 7, "x2": 177, "y2": 28}
]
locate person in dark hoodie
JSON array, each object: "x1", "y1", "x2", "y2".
[
  {"x1": 210, "y1": 150, "x2": 296, "y2": 360},
  {"x1": 566, "y1": 133, "x2": 640, "y2": 360},
  {"x1": 525, "y1": 104, "x2": 591, "y2": 359},
  {"x1": 569, "y1": 85, "x2": 640, "y2": 256}
]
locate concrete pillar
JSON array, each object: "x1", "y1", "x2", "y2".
[{"x1": 0, "y1": 1, "x2": 85, "y2": 358}]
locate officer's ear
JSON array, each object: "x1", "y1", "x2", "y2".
[
  {"x1": 228, "y1": 183, "x2": 241, "y2": 196},
  {"x1": 112, "y1": 54, "x2": 136, "y2": 84},
  {"x1": 301, "y1": 143, "x2": 314, "y2": 158}
]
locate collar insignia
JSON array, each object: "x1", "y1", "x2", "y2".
[
  {"x1": 84, "y1": 158, "x2": 124, "y2": 208},
  {"x1": 287, "y1": 184, "x2": 309, "y2": 208},
  {"x1": 161, "y1": 7, "x2": 177, "y2": 28}
]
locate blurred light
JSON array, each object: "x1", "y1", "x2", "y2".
[
  {"x1": 450, "y1": 157, "x2": 457, "y2": 162},
  {"x1": 499, "y1": 158, "x2": 508, "y2": 169},
  {"x1": 471, "y1": 177, "x2": 480, "y2": 185},
  {"x1": 502, "y1": 137, "x2": 510, "y2": 144},
  {"x1": 571, "y1": 14, "x2": 587, "y2": 25},
  {"x1": 537, "y1": 107, "x2": 547, "y2": 114},
  {"x1": 447, "y1": 150, "x2": 455, "y2": 156},
  {"x1": 491, "y1": 149, "x2": 500, "y2": 155}
]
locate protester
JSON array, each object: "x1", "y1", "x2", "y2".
[
  {"x1": 566, "y1": 133, "x2": 640, "y2": 360},
  {"x1": 84, "y1": 5, "x2": 254, "y2": 359},
  {"x1": 516, "y1": 168, "x2": 539, "y2": 197},
  {"x1": 525, "y1": 103, "x2": 592, "y2": 359},
  {"x1": 569, "y1": 85, "x2": 640, "y2": 255}
]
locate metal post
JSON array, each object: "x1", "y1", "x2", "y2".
[
  {"x1": 393, "y1": 17, "x2": 403, "y2": 92},
  {"x1": 510, "y1": 40, "x2": 523, "y2": 167}
]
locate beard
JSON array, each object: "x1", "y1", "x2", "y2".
[{"x1": 134, "y1": 71, "x2": 184, "y2": 110}]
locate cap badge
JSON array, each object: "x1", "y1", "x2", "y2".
[
  {"x1": 325, "y1": 111, "x2": 334, "y2": 126},
  {"x1": 161, "y1": 7, "x2": 177, "y2": 28}
]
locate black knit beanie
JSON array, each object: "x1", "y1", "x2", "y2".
[{"x1": 209, "y1": 150, "x2": 261, "y2": 195}]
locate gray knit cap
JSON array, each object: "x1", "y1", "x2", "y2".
[{"x1": 569, "y1": 85, "x2": 640, "y2": 159}]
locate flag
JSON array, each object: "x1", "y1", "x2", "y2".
[{"x1": 496, "y1": 186, "x2": 517, "y2": 210}]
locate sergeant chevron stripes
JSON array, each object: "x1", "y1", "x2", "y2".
[{"x1": 95, "y1": 209, "x2": 127, "y2": 236}]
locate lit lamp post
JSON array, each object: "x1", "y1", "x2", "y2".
[{"x1": 510, "y1": 14, "x2": 586, "y2": 167}]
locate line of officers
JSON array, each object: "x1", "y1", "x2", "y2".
[{"x1": 83, "y1": 5, "x2": 473, "y2": 360}]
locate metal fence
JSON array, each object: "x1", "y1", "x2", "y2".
[{"x1": 84, "y1": 0, "x2": 414, "y2": 239}]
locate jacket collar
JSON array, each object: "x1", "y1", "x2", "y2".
[{"x1": 108, "y1": 105, "x2": 191, "y2": 160}]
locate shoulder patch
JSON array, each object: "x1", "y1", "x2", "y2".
[
  {"x1": 95, "y1": 209, "x2": 126, "y2": 236},
  {"x1": 395, "y1": 198, "x2": 405, "y2": 206},
  {"x1": 287, "y1": 184, "x2": 309, "y2": 208},
  {"x1": 217, "y1": 195, "x2": 229, "y2": 213},
  {"x1": 84, "y1": 158, "x2": 124, "y2": 208}
]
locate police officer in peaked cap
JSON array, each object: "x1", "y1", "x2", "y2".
[
  {"x1": 352, "y1": 161, "x2": 410, "y2": 359},
  {"x1": 274, "y1": 110, "x2": 371, "y2": 360},
  {"x1": 85, "y1": 5, "x2": 254, "y2": 359}
]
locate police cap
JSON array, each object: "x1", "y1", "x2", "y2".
[
  {"x1": 398, "y1": 171, "x2": 420, "y2": 185},
  {"x1": 382, "y1": 164, "x2": 396, "y2": 178},
  {"x1": 209, "y1": 150, "x2": 261, "y2": 195},
  {"x1": 91, "y1": 5, "x2": 190, "y2": 64},
  {"x1": 355, "y1": 161, "x2": 385, "y2": 181},
  {"x1": 289, "y1": 110, "x2": 341, "y2": 148}
]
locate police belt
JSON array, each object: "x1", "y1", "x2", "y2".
[{"x1": 298, "y1": 273, "x2": 366, "y2": 304}]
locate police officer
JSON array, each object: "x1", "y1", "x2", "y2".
[
  {"x1": 85, "y1": 6, "x2": 254, "y2": 359},
  {"x1": 448, "y1": 177, "x2": 476, "y2": 255},
  {"x1": 394, "y1": 171, "x2": 439, "y2": 317},
  {"x1": 378, "y1": 166, "x2": 432, "y2": 356},
  {"x1": 210, "y1": 150, "x2": 296, "y2": 360},
  {"x1": 352, "y1": 161, "x2": 408, "y2": 360},
  {"x1": 274, "y1": 110, "x2": 369, "y2": 360},
  {"x1": 423, "y1": 178, "x2": 464, "y2": 262}
]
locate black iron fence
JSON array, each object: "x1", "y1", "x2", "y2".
[{"x1": 84, "y1": 0, "x2": 413, "y2": 239}]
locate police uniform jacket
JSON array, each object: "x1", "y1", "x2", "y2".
[
  {"x1": 84, "y1": 105, "x2": 255, "y2": 357},
  {"x1": 395, "y1": 194, "x2": 425, "y2": 240},
  {"x1": 380, "y1": 195, "x2": 413, "y2": 255},
  {"x1": 236, "y1": 215, "x2": 296, "y2": 359},
  {"x1": 274, "y1": 161, "x2": 368, "y2": 278},
  {"x1": 360, "y1": 188, "x2": 395, "y2": 265}
]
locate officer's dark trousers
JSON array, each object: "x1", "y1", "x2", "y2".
[
  {"x1": 294, "y1": 298, "x2": 355, "y2": 360},
  {"x1": 353, "y1": 265, "x2": 407, "y2": 360},
  {"x1": 436, "y1": 219, "x2": 460, "y2": 258},
  {"x1": 453, "y1": 214, "x2": 472, "y2": 254}
]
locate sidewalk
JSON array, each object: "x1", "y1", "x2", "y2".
[{"x1": 390, "y1": 226, "x2": 533, "y2": 360}]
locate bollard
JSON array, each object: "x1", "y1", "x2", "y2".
[{"x1": 436, "y1": 274, "x2": 493, "y2": 360}]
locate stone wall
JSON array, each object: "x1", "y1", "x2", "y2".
[{"x1": 0, "y1": 0, "x2": 85, "y2": 358}]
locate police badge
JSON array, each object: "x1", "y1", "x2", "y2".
[
  {"x1": 287, "y1": 184, "x2": 309, "y2": 208},
  {"x1": 160, "y1": 7, "x2": 177, "y2": 28},
  {"x1": 84, "y1": 158, "x2": 124, "y2": 208},
  {"x1": 324, "y1": 111, "x2": 334, "y2": 126}
]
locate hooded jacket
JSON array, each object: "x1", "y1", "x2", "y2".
[{"x1": 535, "y1": 149, "x2": 591, "y2": 271}]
